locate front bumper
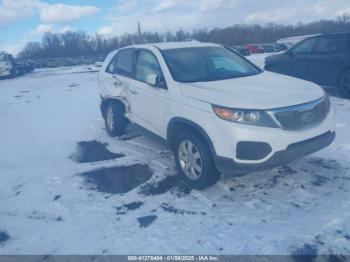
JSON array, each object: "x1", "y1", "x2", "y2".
[
  {"x1": 206, "y1": 104, "x2": 336, "y2": 163},
  {"x1": 215, "y1": 131, "x2": 335, "y2": 174},
  {"x1": 0, "y1": 69, "x2": 11, "y2": 77}
]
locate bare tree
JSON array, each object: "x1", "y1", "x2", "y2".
[{"x1": 17, "y1": 17, "x2": 350, "y2": 59}]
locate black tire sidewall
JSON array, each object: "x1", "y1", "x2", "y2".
[
  {"x1": 8, "y1": 69, "x2": 16, "y2": 79},
  {"x1": 105, "y1": 102, "x2": 127, "y2": 137},
  {"x1": 174, "y1": 131, "x2": 221, "y2": 190}
]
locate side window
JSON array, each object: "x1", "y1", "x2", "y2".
[
  {"x1": 314, "y1": 36, "x2": 348, "y2": 55},
  {"x1": 292, "y1": 38, "x2": 318, "y2": 55},
  {"x1": 106, "y1": 55, "x2": 117, "y2": 74},
  {"x1": 106, "y1": 49, "x2": 135, "y2": 77},
  {"x1": 135, "y1": 50, "x2": 164, "y2": 84}
]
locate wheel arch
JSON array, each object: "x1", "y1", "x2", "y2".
[
  {"x1": 100, "y1": 97, "x2": 127, "y2": 119},
  {"x1": 167, "y1": 117, "x2": 217, "y2": 157}
]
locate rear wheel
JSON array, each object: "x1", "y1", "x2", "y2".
[
  {"x1": 104, "y1": 102, "x2": 128, "y2": 137},
  {"x1": 174, "y1": 131, "x2": 221, "y2": 190},
  {"x1": 338, "y1": 70, "x2": 350, "y2": 99}
]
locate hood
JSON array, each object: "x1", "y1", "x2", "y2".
[{"x1": 179, "y1": 71, "x2": 325, "y2": 109}]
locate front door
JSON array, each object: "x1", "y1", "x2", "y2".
[
  {"x1": 282, "y1": 37, "x2": 321, "y2": 83},
  {"x1": 127, "y1": 49, "x2": 167, "y2": 136}
]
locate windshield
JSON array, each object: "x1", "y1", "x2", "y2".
[{"x1": 162, "y1": 46, "x2": 261, "y2": 83}]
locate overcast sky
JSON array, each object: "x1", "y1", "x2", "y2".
[{"x1": 1, "y1": 0, "x2": 349, "y2": 54}]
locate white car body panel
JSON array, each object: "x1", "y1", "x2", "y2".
[{"x1": 180, "y1": 71, "x2": 325, "y2": 109}]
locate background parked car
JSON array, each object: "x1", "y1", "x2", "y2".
[
  {"x1": 274, "y1": 43, "x2": 288, "y2": 52},
  {"x1": 265, "y1": 32, "x2": 350, "y2": 99},
  {"x1": 24, "y1": 61, "x2": 34, "y2": 73},
  {"x1": 231, "y1": 46, "x2": 251, "y2": 56},
  {"x1": 259, "y1": 44, "x2": 276, "y2": 53},
  {"x1": 0, "y1": 52, "x2": 16, "y2": 78},
  {"x1": 245, "y1": 44, "x2": 264, "y2": 54},
  {"x1": 0, "y1": 52, "x2": 35, "y2": 79}
]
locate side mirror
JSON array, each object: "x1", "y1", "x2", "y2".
[{"x1": 146, "y1": 74, "x2": 159, "y2": 87}]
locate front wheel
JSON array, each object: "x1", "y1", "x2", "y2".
[
  {"x1": 8, "y1": 69, "x2": 16, "y2": 79},
  {"x1": 174, "y1": 131, "x2": 221, "y2": 190},
  {"x1": 338, "y1": 70, "x2": 350, "y2": 99}
]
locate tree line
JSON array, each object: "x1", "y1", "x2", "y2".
[{"x1": 18, "y1": 13, "x2": 350, "y2": 59}]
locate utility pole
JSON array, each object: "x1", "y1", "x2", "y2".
[{"x1": 137, "y1": 21, "x2": 142, "y2": 43}]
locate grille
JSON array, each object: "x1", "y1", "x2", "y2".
[
  {"x1": 236, "y1": 141, "x2": 272, "y2": 160},
  {"x1": 274, "y1": 98, "x2": 330, "y2": 131}
]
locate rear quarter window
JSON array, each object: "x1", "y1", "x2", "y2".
[{"x1": 106, "y1": 49, "x2": 135, "y2": 77}]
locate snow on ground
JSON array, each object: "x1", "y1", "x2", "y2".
[
  {"x1": 247, "y1": 53, "x2": 273, "y2": 68},
  {"x1": 0, "y1": 64, "x2": 350, "y2": 255},
  {"x1": 247, "y1": 52, "x2": 291, "y2": 69}
]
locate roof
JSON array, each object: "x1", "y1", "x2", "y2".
[
  {"x1": 278, "y1": 31, "x2": 350, "y2": 43},
  {"x1": 130, "y1": 41, "x2": 220, "y2": 51},
  {"x1": 278, "y1": 34, "x2": 321, "y2": 42},
  {"x1": 322, "y1": 31, "x2": 350, "y2": 36}
]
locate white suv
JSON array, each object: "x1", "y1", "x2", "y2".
[{"x1": 98, "y1": 42, "x2": 336, "y2": 189}]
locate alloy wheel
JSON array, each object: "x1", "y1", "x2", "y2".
[
  {"x1": 106, "y1": 106, "x2": 115, "y2": 131},
  {"x1": 178, "y1": 140, "x2": 203, "y2": 180}
]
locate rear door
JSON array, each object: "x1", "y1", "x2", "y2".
[{"x1": 101, "y1": 48, "x2": 135, "y2": 99}]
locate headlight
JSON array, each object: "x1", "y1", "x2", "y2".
[
  {"x1": 212, "y1": 105, "x2": 279, "y2": 128},
  {"x1": 324, "y1": 94, "x2": 331, "y2": 114}
]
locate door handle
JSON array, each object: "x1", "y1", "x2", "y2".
[
  {"x1": 129, "y1": 88, "x2": 138, "y2": 95},
  {"x1": 112, "y1": 75, "x2": 122, "y2": 87}
]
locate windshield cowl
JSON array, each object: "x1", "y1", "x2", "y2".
[{"x1": 178, "y1": 72, "x2": 261, "y2": 83}]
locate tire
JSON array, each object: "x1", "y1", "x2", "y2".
[
  {"x1": 104, "y1": 101, "x2": 128, "y2": 137},
  {"x1": 7, "y1": 69, "x2": 16, "y2": 79},
  {"x1": 11, "y1": 69, "x2": 16, "y2": 77},
  {"x1": 338, "y1": 70, "x2": 350, "y2": 99},
  {"x1": 174, "y1": 130, "x2": 221, "y2": 190}
]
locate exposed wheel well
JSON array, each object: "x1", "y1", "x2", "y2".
[
  {"x1": 167, "y1": 118, "x2": 216, "y2": 158},
  {"x1": 100, "y1": 97, "x2": 126, "y2": 119}
]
